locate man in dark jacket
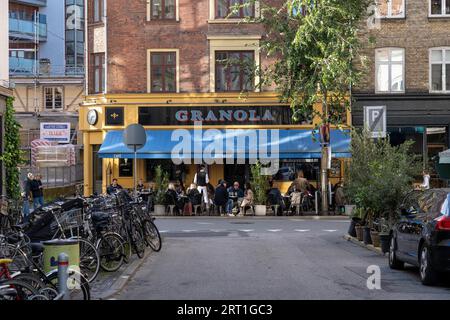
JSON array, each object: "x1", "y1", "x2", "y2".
[
  {"x1": 107, "y1": 178, "x2": 123, "y2": 194},
  {"x1": 30, "y1": 175, "x2": 44, "y2": 210},
  {"x1": 267, "y1": 180, "x2": 285, "y2": 215},
  {"x1": 214, "y1": 180, "x2": 229, "y2": 216}
]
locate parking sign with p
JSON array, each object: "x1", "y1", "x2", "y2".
[{"x1": 364, "y1": 106, "x2": 386, "y2": 138}]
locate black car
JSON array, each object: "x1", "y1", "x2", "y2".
[{"x1": 389, "y1": 189, "x2": 450, "y2": 285}]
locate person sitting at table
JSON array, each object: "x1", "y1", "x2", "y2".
[
  {"x1": 240, "y1": 183, "x2": 254, "y2": 215},
  {"x1": 226, "y1": 181, "x2": 244, "y2": 215},
  {"x1": 214, "y1": 180, "x2": 229, "y2": 216},
  {"x1": 267, "y1": 180, "x2": 285, "y2": 215},
  {"x1": 107, "y1": 178, "x2": 123, "y2": 194},
  {"x1": 137, "y1": 179, "x2": 145, "y2": 192},
  {"x1": 187, "y1": 183, "x2": 201, "y2": 204},
  {"x1": 289, "y1": 170, "x2": 309, "y2": 194}
]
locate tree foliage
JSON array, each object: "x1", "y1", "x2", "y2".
[
  {"x1": 344, "y1": 130, "x2": 420, "y2": 222},
  {"x1": 1, "y1": 97, "x2": 23, "y2": 200},
  {"x1": 154, "y1": 165, "x2": 169, "y2": 205},
  {"x1": 250, "y1": 161, "x2": 270, "y2": 204},
  {"x1": 238, "y1": 0, "x2": 373, "y2": 126}
]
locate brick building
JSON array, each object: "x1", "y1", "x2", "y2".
[
  {"x1": 80, "y1": 0, "x2": 352, "y2": 197},
  {"x1": 352, "y1": 0, "x2": 450, "y2": 182}
]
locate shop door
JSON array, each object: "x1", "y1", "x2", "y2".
[{"x1": 92, "y1": 145, "x2": 103, "y2": 195}]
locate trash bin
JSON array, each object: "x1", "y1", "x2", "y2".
[{"x1": 43, "y1": 239, "x2": 80, "y2": 274}]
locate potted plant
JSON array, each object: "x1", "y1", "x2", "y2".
[
  {"x1": 153, "y1": 165, "x2": 169, "y2": 216},
  {"x1": 378, "y1": 216, "x2": 392, "y2": 254},
  {"x1": 250, "y1": 162, "x2": 269, "y2": 216},
  {"x1": 370, "y1": 218, "x2": 381, "y2": 248},
  {"x1": 348, "y1": 207, "x2": 362, "y2": 238},
  {"x1": 362, "y1": 211, "x2": 373, "y2": 245}
]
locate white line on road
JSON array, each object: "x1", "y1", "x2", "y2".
[
  {"x1": 295, "y1": 229, "x2": 310, "y2": 232},
  {"x1": 323, "y1": 230, "x2": 337, "y2": 232},
  {"x1": 182, "y1": 230, "x2": 197, "y2": 233},
  {"x1": 268, "y1": 229, "x2": 282, "y2": 232},
  {"x1": 210, "y1": 229, "x2": 225, "y2": 232},
  {"x1": 159, "y1": 230, "x2": 169, "y2": 233},
  {"x1": 197, "y1": 222, "x2": 214, "y2": 225},
  {"x1": 239, "y1": 229, "x2": 254, "y2": 232}
]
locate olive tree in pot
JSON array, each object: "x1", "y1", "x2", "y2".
[
  {"x1": 153, "y1": 165, "x2": 169, "y2": 216},
  {"x1": 345, "y1": 130, "x2": 419, "y2": 245},
  {"x1": 250, "y1": 162, "x2": 269, "y2": 216}
]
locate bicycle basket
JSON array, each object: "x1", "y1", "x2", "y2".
[{"x1": 55, "y1": 208, "x2": 84, "y2": 231}]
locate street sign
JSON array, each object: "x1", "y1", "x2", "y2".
[
  {"x1": 364, "y1": 106, "x2": 386, "y2": 138},
  {"x1": 124, "y1": 124, "x2": 147, "y2": 150}
]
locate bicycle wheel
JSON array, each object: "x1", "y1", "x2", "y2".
[
  {"x1": 129, "y1": 220, "x2": 145, "y2": 259},
  {"x1": 0, "y1": 279, "x2": 40, "y2": 300},
  {"x1": 142, "y1": 219, "x2": 162, "y2": 252},
  {"x1": 13, "y1": 273, "x2": 58, "y2": 300},
  {"x1": 118, "y1": 225, "x2": 132, "y2": 263},
  {"x1": 97, "y1": 233, "x2": 125, "y2": 272},
  {"x1": 77, "y1": 238, "x2": 100, "y2": 283},
  {"x1": 46, "y1": 269, "x2": 90, "y2": 300}
]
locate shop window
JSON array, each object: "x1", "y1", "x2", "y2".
[
  {"x1": 119, "y1": 159, "x2": 133, "y2": 177},
  {"x1": 215, "y1": 51, "x2": 254, "y2": 92},
  {"x1": 44, "y1": 87, "x2": 63, "y2": 110},
  {"x1": 375, "y1": 48, "x2": 405, "y2": 93},
  {"x1": 150, "y1": 51, "x2": 177, "y2": 92},
  {"x1": 273, "y1": 160, "x2": 320, "y2": 182}
]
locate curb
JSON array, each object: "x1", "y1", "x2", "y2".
[
  {"x1": 156, "y1": 215, "x2": 350, "y2": 220},
  {"x1": 97, "y1": 251, "x2": 150, "y2": 300},
  {"x1": 343, "y1": 234, "x2": 388, "y2": 256}
]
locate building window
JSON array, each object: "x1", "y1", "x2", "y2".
[
  {"x1": 91, "y1": 0, "x2": 103, "y2": 23},
  {"x1": 150, "y1": 52, "x2": 176, "y2": 92},
  {"x1": 215, "y1": 51, "x2": 254, "y2": 92},
  {"x1": 376, "y1": 0, "x2": 405, "y2": 18},
  {"x1": 91, "y1": 53, "x2": 105, "y2": 94},
  {"x1": 430, "y1": 0, "x2": 450, "y2": 16},
  {"x1": 216, "y1": 0, "x2": 254, "y2": 18},
  {"x1": 44, "y1": 87, "x2": 63, "y2": 110},
  {"x1": 430, "y1": 48, "x2": 450, "y2": 92},
  {"x1": 151, "y1": 0, "x2": 176, "y2": 19},
  {"x1": 375, "y1": 48, "x2": 405, "y2": 93}
]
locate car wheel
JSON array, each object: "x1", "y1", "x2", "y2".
[
  {"x1": 389, "y1": 236, "x2": 404, "y2": 270},
  {"x1": 420, "y1": 244, "x2": 439, "y2": 286}
]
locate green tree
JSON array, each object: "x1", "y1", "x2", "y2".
[
  {"x1": 236, "y1": 0, "x2": 373, "y2": 213},
  {"x1": 1, "y1": 97, "x2": 23, "y2": 200},
  {"x1": 250, "y1": 161, "x2": 269, "y2": 205},
  {"x1": 154, "y1": 165, "x2": 169, "y2": 205}
]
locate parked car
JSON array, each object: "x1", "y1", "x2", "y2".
[{"x1": 389, "y1": 189, "x2": 450, "y2": 285}]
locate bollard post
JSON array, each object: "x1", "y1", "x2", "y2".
[
  {"x1": 315, "y1": 191, "x2": 319, "y2": 215},
  {"x1": 58, "y1": 253, "x2": 69, "y2": 300}
]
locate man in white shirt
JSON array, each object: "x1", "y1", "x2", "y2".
[
  {"x1": 194, "y1": 165, "x2": 210, "y2": 209},
  {"x1": 420, "y1": 170, "x2": 430, "y2": 190}
]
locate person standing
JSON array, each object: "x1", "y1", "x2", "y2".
[
  {"x1": 420, "y1": 170, "x2": 431, "y2": 190},
  {"x1": 31, "y1": 174, "x2": 44, "y2": 210},
  {"x1": 194, "y1": 165, "x2": 210, "y2": 209},
  {"x1": 22, "y1": 173, "x2": 33, "y2": 220}
]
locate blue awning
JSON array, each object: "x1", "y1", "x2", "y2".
[{"x1": 98, "y1": 129, "x2": 351, "y2": 159}]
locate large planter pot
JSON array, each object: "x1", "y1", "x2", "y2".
[
  {"x1": 379, "y1": 234, "x2": 390, "y2": 253},
  {"x1": 254, "y1": 205, "x2": 267, "y2": 216},
  {"x1": 370, "y1": 230, "x2": 381, "y2": 248},
  {"x1": 355, "y1": 225, "x2": 364, "y2": 241},
  {"x1": 363, "y1": 227, "x2": 372, "y2": 245},
  {"x1": 348, "y1": 217, "x2": 361, "y2": 237},
  {"x1": 153, "y1": 204, "x2": 166, "y2": 216}
]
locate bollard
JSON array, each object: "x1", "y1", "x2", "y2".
[
  {"x1": 57, "y1": 253, "x2": 69, "y2": 300},
  {"x1": 315, "y1": 191, "x2": 319, "y2": 215}
]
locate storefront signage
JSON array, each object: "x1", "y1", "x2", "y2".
[
  {"x1": 138, "y1": 106, "x2": 304, "y2": 126},
  {"x1": 40, "y1": 123, "x2": 71, "y2": 143},
  {"x1": 106, "y1": 107, "x2": 124, "y2": 126}
]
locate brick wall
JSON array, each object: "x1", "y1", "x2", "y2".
[
  {"x1": 355, "y1": 0, "x2": 450, "y2": 94},
  {"x1": 87, "y1": 0, "x2": 281, "y2": 94}
]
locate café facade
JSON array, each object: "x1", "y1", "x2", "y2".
[{"x1": 79, "y1": 92, "x2": 352, "y2": 196}]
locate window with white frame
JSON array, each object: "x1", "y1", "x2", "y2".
[
  {"x1": 376, "y1": 0, "x2": 405, "y2": 18},
  {"x1": 375, "y1": 48, "x2": 405, "y2": 93},
  {"x1": 430, "y1": 0, "x2": 450, "y2": 16},
  {"x1": 430, "y1": 48, "x2": 450, "y2": 92},
  {"x1": 44, "y1": 87, "x2": 63, "y2": 110}
]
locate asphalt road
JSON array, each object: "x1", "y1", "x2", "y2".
[{"x1": 116, "y1": 217, "x2": 450, "y2": 300}]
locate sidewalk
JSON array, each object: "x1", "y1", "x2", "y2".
[
  {"x1": 343, "y1": 234, "x2": 387, "y2": 256},
  {"x1": 90, "y1": 251, "x2": 150, "y2": 300}
]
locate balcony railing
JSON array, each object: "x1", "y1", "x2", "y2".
[
  {"x1": 9, "y1": 17, "x2": 47, "y2": 41},
  {"x1": 9, "y1": 58, "x2": 85, "y2": 77}
]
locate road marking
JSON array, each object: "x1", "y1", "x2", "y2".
[
  {"x1": 239, "y1": 229, "x2": 254, "y2": 232},
  {"x1": 268, "y1": 229, "x2": 282, "y2": 232},
  {"x1": 295, "y1": 229, "x2": 310, "y2": 232},
  {"x1": 197, "y1": 222, "x2": 214, "y2": 225},
  {"x1": 210, "y1": 229, "x2": 225, "y2": 232},
  {"x1": 182, "y1": 230, "x2": 197, "y2": 233},
  {"x1": 159, "y1": 230, "x2": 169, "y2": 233},
  {"x1": 323, "y1": 229, "x2": 337, "y2": 232},
  {"x1": 290, "y1": 219, "x2": 307, "y2": 222}
]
